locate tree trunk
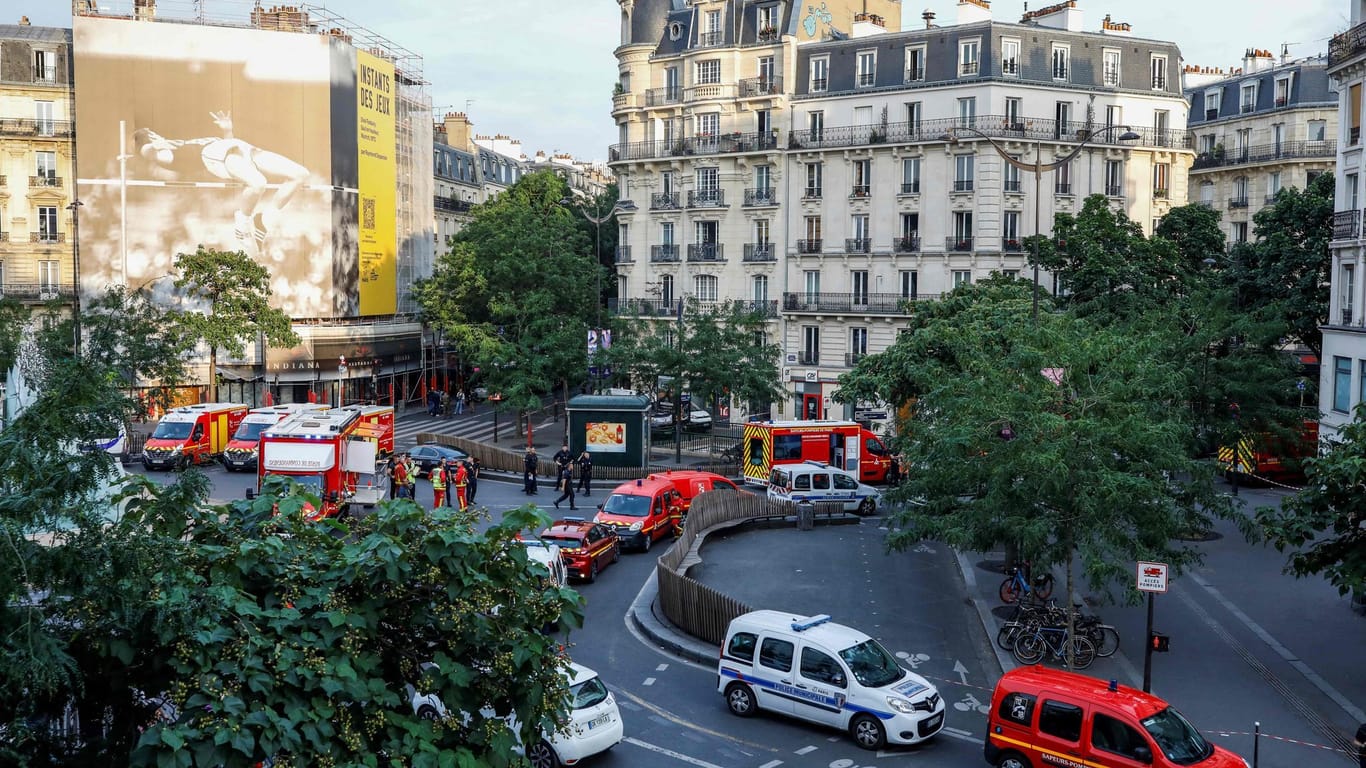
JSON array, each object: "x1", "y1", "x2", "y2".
[{"x1": 208, "y1": 345, "x2": 217, "y2": 402}]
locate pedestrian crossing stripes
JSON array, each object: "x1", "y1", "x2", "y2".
[{"x1": 391, "y1": 412, "x2": 559, "y2": 448}]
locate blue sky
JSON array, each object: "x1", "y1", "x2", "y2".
[{"x1": 11, "y1": 0, "x2": 1348, "y2": 162}]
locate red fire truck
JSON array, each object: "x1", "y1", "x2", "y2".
[
  {"x1": 346, "y1": 404, "x2": 395, "y2": 458},
  {"x1": 221, "y1": 403, "x2": 328, "y2": 472},
  {"x1": 740, "y1": 420, "x2": 893, "y2": 487},
  {"x1": 256, "y1": 408, "x2": 382, "y2": 518}
]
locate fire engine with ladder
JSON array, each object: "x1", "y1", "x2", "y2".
[{"x1": 254, "y1": 406, "x2": 388, "y2": 518}]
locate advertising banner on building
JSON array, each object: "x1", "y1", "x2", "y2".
[{"x1": 355, "y1": 49, "x2": 397, "y2": 315}]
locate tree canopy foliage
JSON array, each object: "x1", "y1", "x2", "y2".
[{"x1": 415, "y1": 171, "x2": 599, "y2": 413}]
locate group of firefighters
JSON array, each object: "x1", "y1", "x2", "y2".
[{"x1": 385, "y1": 453, "x2": 478, "y2": 511}]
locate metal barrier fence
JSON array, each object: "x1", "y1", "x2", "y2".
[{"x1": 655, "y1": 492, "x2": 845, "y2": 646}]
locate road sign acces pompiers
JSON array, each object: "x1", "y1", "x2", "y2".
[{"x1": 1137, "y1": 561, "x2": 1169, "y2": 692}]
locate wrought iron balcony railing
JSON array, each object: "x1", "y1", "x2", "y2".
[
  {"x1": 1106, "y1": 185, "x2": 1124, "y2": 197},
  {"x1": 651, "y1": 244, "x2": 681, "y2": 262},
  {"x1": 0, "y1": 118, "x2": 72, "y2": 138},
  {"x1": 796, "y1": 239, "x2": 822, "y2": 254},
  {"x1": 1003, "y1": 239, "x2": 1024, "y2": 253},
  {"x1": 687, "y1": 243, "x2": 725, "y2": 262},
  {"x1": 651, "y1": 192, "x2": 681, "y2": 210},
  {"x1": 893, "y1": 235, "x2": 921, "y2": 253},
  {"x1": 850, "y1": 184, "x2": 870, "y2": 198},
  {"x1": 696, "y1": 30, "x2": 725, "y2": 48},
  {"x1": 900, "y1": 181, "x2": 920, "y2": 194},
  {"x1": 856, "y1": 72, "x2": 876, "y2": 87},
  {"x1": 743, "y1": 243, "x2": 777, "y2": 262},
  {"x1": 946, "y1": 237, "x2": 974, "y2": 252},
  {"x1": 1330, "y1": 21, "x2": 1366, "y2": 66},
  {"x1": 1154, "y1": 188, "x2": 1170, "y2": 199},
  {"x1": 1055, "y1": 182, "x2": 1073, "y2": 195},
  {"x1": 29, "y1": 175, "x2": 61, "y2": 188},
  {"x1": 783, "y1": 291, "x2": 924, "y2": 315},
  {"x1": 738, "y1": 77, "x2": 781, "y2": 97},
  {"x1": 645, "y1": 87, "x2": 682, "y2": 106},
  {"x1": 844, "y1": 238, "x2": 871, "y2": 254},
  {"x1": 744, "y1": 187, "x2": 777, "y2": 206},
  {"x1": 1004, "y1": 179, "x2": 1022, "y2": 193},
  {"x1": 802, "y1": 186, "x2": 822, "y2": 199},
  {"x1": 953, "y1": 180, "x2": 974, "y2": 192},
  {"x1": 845, "y1": 352, "x2": 869, "y2": 366},
  {"x1": 615, "y1": 246, "x2": 633, "y2": 263},
  {"x1": 1229, "y1": 197, "x2": 1250, "y2": 209},
  {"x1": 1333, "y1": 210, "x2": 1360, "y2": 240},
  {"x1": 609, "y1": 298, "x2": 678, "y2": 317},
  {"x1": 687, "y1": 189, "x2": 726, "y2": 208},
  {"x1": 0, "y1": 282, "x2": 76, "y2": 301},
  {"x1": 781, "y1": 113, "x2": 1192, "y2": 152},
  {"x1": 1191, "y1": 140, "x2": 1334, "y2": 170},
  {"x1": 608, "y1": 131, "x2": 780, "y2": 163},
  {"x1": 31, "y1": 232, "x2": 65, "y2": 244}
]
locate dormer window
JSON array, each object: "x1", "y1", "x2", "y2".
[
  {"x1": 1274, "y1": 76, "x2": 1291, "y2": 107},
  {"x1": 1240, "y1": 82, "x2": 1258, "y2": 113},
  {"x1": 1051, "y1": 44, "x2": 1069, "y2": 81},
  {"x1": 1204, "y1": 88, "x2": 1222, "y2": 120}
]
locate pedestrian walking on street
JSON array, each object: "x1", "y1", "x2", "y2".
[
  {"x1": 575, "y1": 450, "x2": 593, "y2": 496},
  {"x1": 553, "y1": 463, "x2": 576, "y2": 510},
  {"x1": 523, "y1": 446, "x2": 539, "y2": 495},
  {"x1": 465, "y1": 458, "x2": 480, "y2": 504},
  {"x1": 426, "y1": 389, "x2": 440, "y2": 416},
  {"x1": 455, "y1": 390, "x2": 466, "y2": 415},
  {"x1": 430, "y1": 461, "x2": 447, "y2": 510}
]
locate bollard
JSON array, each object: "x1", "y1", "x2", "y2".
[
  {"x1": 797, "y1": 500, "x2": 815, "y2": 531},
  {"x1": 1252, "y1": 721, "x2": 1259, "y2": 768}
]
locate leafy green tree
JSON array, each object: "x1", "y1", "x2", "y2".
[
  {"x1": 563, "y1": 183, "x2": 621, "y2": 308},
  {"x1": 80, "y1": 286, "x2": 198, "y2": 415},
  {"x1": 607, "y1": 299, "x2": 783, "y2": 420},
  {"x1": 0, "y1": 298, "x2": 27, "y2": 382},
  {"x1": 1252, "y1": 404, "x2": 1366, "y2": 599},
  {"x1": 1229, "y1": 173, "x2": 1333, "y2": 359},
  {"x1": 838, "y1": 278, "x2": 1230, "y2": 603},
  {"x1": 415, "y1": 171, "x2": 599, "y2": 425},
  {"x1": 135, "y1": 489, "x2": 581, "y2": 767},
  {"x1": 173, "y1": 246, "x2": 300, "y2": 402}
]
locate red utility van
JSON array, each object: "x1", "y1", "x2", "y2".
[
  {"x1": 741, "y1": 420, "x2": 893, "y2": 487},
  {"x1": 142, "y1": 403, "x2": 248, "y2": 471},
  {"x1": 985, "y1": 667, "x2": 1246, "y2": 768}
]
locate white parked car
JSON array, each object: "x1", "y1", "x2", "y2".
[{"x1": 408, "y1": 661, "x2": 623, "y2": 767}]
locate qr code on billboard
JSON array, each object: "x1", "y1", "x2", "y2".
[{"x1": 363, "y1": 198, "x2": 375, "y2": 229}]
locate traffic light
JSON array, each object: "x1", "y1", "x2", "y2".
[
  {"x1": 1228, "y1": 402, "x2": 1240, "y2": 421},
  {"x1": 1149, "y1": 632, "x2": 1170, "y2": 653}
]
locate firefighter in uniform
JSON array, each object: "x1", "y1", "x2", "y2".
[
  {"x1": 403, "y1": 454, "x2": 418, "y2": 500},
  {"x1": 453, "y1": 460, "x2": 470, "y2": 511},
  {"x1": 430, "y1": 461, "x2": 447, "y2": 510}
]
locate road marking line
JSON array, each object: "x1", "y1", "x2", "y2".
[
  {"x1": 613, "y1": 688, "x2": 774, "y2": 751},
  {"x1": 758, "y1": 761, "x2": 784, "y2": 768},
  {"x1": 657, "y1": 663, "x2": 669, "y2": 671},
  {"x1": 794, "y1": 745, "x2": 817, "y2": 755},
  {"x1": 622, "y1": 736, "x2": 727, "y2": 768},
  {"x1": 944, "y1": 726, "x2": 973, "y2": 736},
  {"x1": 939, "y1": 729, "x2": 980, "y2": 744},
  {"x1": 643, "y1": 677, "x2": 656, "y2": 686}
]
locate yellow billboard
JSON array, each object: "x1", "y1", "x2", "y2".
[{"x1": 356, "y1": 50, "x2": 397, "y2": 315}]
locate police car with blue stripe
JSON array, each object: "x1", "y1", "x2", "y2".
[
  {"x1": 767, "y1": 460, "x2": 881, "y2": 516},
  {"x1": 718, "y1": 611, "x2": 944, "y2": 750}
]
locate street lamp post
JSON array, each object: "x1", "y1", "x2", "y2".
[
  {"x1": 563, "y1": 196, "x2": 636, "y2": 392},
  {"x1": 939, "y1": 125, "x2": 1141, "y2": 321},
  {"x1": 67, "y1": 199, "x2": 84, "y2": 355}
]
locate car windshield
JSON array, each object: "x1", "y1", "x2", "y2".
[
  {"x1": 151, "y1": 421, "x2": 193, "y2": 440},
  {"x1": 1141, "y1": 707, "x2": 1213, "y2": 765},
  {"x1": 839, "y1": 639, "x2": 905, "y2": 688},
  {"x1": 601, "y1": 493, "x2": 651, "y2": 517},
  {"x1": 570, "y1": 676, "x2": 609, "y2": 710},
  {"x1": 233, "y1": 422, "x2": 271, "y2": 441},
  {"x1": 540, "y1": 534, "x2": 581, "y2": 549}
]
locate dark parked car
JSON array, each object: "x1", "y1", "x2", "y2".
[{"x1": 409, "y1": 444, "x2": 469, "y2": 477}]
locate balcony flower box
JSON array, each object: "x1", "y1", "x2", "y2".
[{"x1": 1005, "y1": 239, "x2": 1021, "y2": 249}]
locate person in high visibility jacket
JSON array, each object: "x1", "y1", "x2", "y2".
[
  {"x1": 430, "y1": 461, "x2": 447, "y2": 509},
  {"x1": 453, "y1": 460, "x2": 469, "y2": 511}
]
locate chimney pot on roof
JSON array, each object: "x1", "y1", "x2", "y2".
[{"x1": 19, "y1": 15, "x2": 30, "y2": 25}]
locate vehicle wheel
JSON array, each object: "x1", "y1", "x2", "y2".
[
  {"x1": 725, "y1": 683, "x2": 758, "y2": 717},
  {"x1": 850, "y1": 713, "x2": 886, "y2": 751},
  {"x1": 999, "y1": 578, "x2": 1021, "y2": 604},
  {"x1": 1012, "y1": 633, "x2": 1045, "y2": 665},
  {"x1": 640, "y1": 531, "x2": 652, "y2": 553},
  {"x1": 997, "y1": 751, "x2": 1032, "y2": 768},
  {"x1": 526, "y1": 739, "x2": 561, "y2": 768},
  {"x1": 858, "y1": 497, "x2": 876, "y2": 516},
  {"x1": 1034, "y1": 574, "x2": 1055, "y2": 601},
  {"x1": 587, "y1": 559, "x2": 599, "y2": 583},
  {"x1": 416, "y1": 705, "x2": 440, "y2": 721},
  {"x1": 610, "y1": 544, "x2": 620, "y2": 564},
  {"x1": 178, "y1": 454, "x2": 190, "y2": 471}
]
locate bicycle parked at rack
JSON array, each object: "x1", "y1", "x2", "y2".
[
  {"x1": 1011, "y1": 623, "x2": 1097, "y2": 669},
  {"x1": 999, "y1": 562, "x2": 1056, "y2": 604},
  {"x1": 996, "y1": 598, "x2": 1120, "y2": 658}
]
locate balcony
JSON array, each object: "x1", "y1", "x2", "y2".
[
  {"x1": 796, "y1": 239, "x2": 822, "y2": 254},
  {"x1": 1228, "y1": 197, "x2": 1250, "y2": 209},
  {"x1": 1106, "y1": 185, "x2": 1124, "y2": 197},
  {"x1": 739, "y1": 299, "x2": 780, "y2": 318},
  {"x1": 608, "y1": 131, "x2": 779, "y2": 163},
  {"x1": 844, "y1": 238, "x2": 871, "y2": 254},
  {"x1": 615, "y1": 246, "x2": 633, "y2": 264},
  {"x1": 900, "y1": 181, "x2": 920, "y2": 195},
  {"x1": 960, "y1": 61, "x2": 980, "y2": 76},
  {"x1": 1240, "y1": 103, "x2": 1256, "y2": 114},
  {"x1": 1190, "y1": 140, "x2": 1335, "y2": 170},
  {"x1": 433, "y1": 196, "x2": 473, "y2": 213},
  {"x1": 697, "y1": 30, "x2": 725, "y2": 48},
  {"x1": 856, "y1": 72, "x2": 876, "y2": 88},
  {"x1": 650, "y1": 192, "x2": 681, "y2": 210},
  {"x1": 738, "y1": 76, "x2": 781, "y2": 97},
  {"x1": 743, "y1": 243, "x2": 777, "y2": 262},
  {"x1": 783, "y1": 291, "x2": 921, "y2": 315},
  {"x1": 803, "y1": 186, "x2": 822, "y2": 200},
  {"x1": 1205, "y1": 108, "x2": 1219, "y2": 121},
  {"x1": 687, "y1": 243, "x2": 725, "y2": 262},
  {"x1": 29, "y1": 175, "x2": 62, "y2": 188},
  {"x1": 651, "y1": 244, "x2": 681, "y2": 262},
  {"x1": 0, "y1": 283, "x2": 76, "y2": 302},
  {"x1": 844, "y1": 352, "x2": 869, "y2": 366},
  {"x1": 797, "y1": 351, "x2": 819, "y2": 365},
  {"x1": 811, "y1": 77, "x2": 828, "y2": 92},
  {"x1": 904, "y1": 66, "x2": 925, "y2": 82},
  {"x1": 947, "y1": 237, "x2": 974, "y2": 253},
  {"x1": 1003, "y1": 239, "x2": 1024, "y2": 253},
  {"x1": 744, "y1": 187, "x2": 778, "y2": 206},
  {"x1": 893, "y1": 234, "x2": 921, "y2": 253},
  {"x1": 756, "y1": 27, "x2": 780, "y2": 43},
  {"x1": 1342, "y1": 308, "x2": 1355, "y2": 325},
  {"x1": 782, "y1": 113, "x2": 1192, "y2": 152},
  {"x1": 953, "y1": 180, "x2": 974, "y2": 193},
  {"x1": 31, "y1": 232, "x2": 65, "y2": 244},
  {"x1": 1102, "y1": 68, "x2": 1120, "y2": 87},
  {"x1": 1275, "y1": 97, "x2": 1288, "y2": 107},
  {"x1": 1003, "y1": 179, "x2": 1022, "y2": 193},
  {"x1": 1055, "y1": 182, "x2": 1073, "y2": 195},
  {"x1": 850, "y1": 184, "x2": 870, "y2": 198},
  {"x1": 1152, "y1": 75, "x2": 1167, "y2": 90},
  {"x1": 1331, "y1": 21, "x2": 1366, "y2": 66},
  {"x1": 1333, "y1": 210, "x2": 1360, "y2": 240},
  {"x1": 1002, "y1": 60, "x2": 1019, "y2": 76},
  {"x1": 687, "y1": 189, "x2": 726, "y2": 208},
  {"x1": 1265, "y1": 194, "x2": 1281, "y2": 204},
  {"x1": 645, "y1": 87, "x2": 682, "y2": 107},
  {"x1": 609, "y1": 298, "x2": 678, "y2": 317},
  {"x1": 0, "y1": 118, "x2": 73, "y2": 139},
  {"x1": 1154, "y1": 188, "x2": 1170, "y2": 200},
  {"x1": 1354, "y1": 127, "x2": 1362, "y2": 146}
]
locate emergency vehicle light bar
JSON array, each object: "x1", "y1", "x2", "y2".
[{"x1": 792, "y1": 614, "x2": 831, "y2": 632}]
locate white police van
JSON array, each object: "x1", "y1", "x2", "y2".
[
  {"x1": 717, "y1": 611, "x2": 944, "y2": 750},
  {"x1": 767, "y1": 460, "x2": 881, "y2": 516}
]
